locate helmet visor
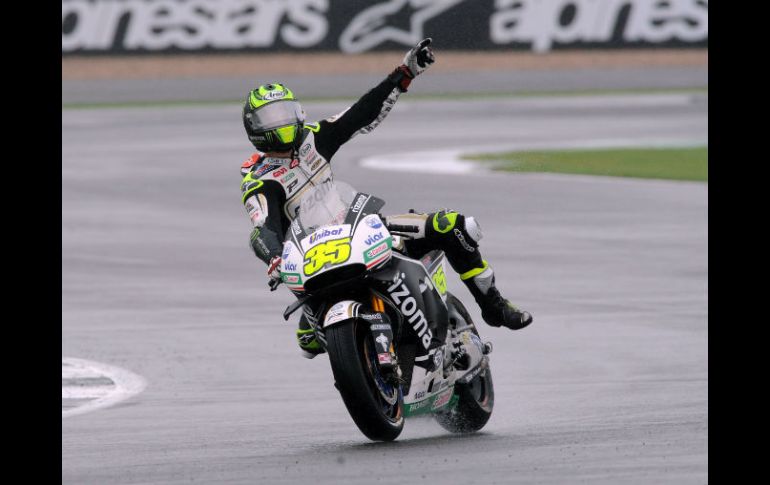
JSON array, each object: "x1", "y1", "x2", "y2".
[{"x1": 246, "y1": 100, "x2": 305, "y2": 133}]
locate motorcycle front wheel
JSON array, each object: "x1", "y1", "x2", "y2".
[{"x1": 326, "y1": 319, "x2": 404, "y2": 441}]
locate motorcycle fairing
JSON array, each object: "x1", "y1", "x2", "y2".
[
  {"x1": 283, "y1": 191, "x2": 385, "y2": 250},
  {"x1": 343, "y1": 192, "x2": 386, "y2": 229},
  {"x1": 368, "y1": 252, "x2": 457, "y2": 407},
  {"x1": 281, "y1": 214, "x2": 392, "y2": 292}
]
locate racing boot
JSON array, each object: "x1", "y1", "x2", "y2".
[
  {"x1": 461, "y1": 261, "x2": 533, "y2": 330},
  {"x1": 297, "y1": 314, "x2": 326, "y2": 359}
]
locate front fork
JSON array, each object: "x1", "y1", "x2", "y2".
[
  {"x1": 319, "y1": 293, "x2": 403, "y2": 384},
  {"x1": 363, "y1": 294, "x2": 403, "y2": 385}
]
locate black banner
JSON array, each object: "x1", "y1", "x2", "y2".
[{"x1": 62, "y1": 0, "x2": 708, "y2": 55}]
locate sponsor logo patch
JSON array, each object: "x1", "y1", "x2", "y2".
[
  {"x1": 326, "y1": 309, "x2": 349, "y2": 326},
  {"x1": 431, "y1": 388, "x2": 453, "y2": 410},
  {"x1": 310, "y1": 228, "x2": 343, "y2": 245},
  {"x1": 351, "y1": 194, "x2": 367, "y2": 213},
  {"x1": 461, "y1": 364, "x2": 484, "y2": 384},
  {"x1": 339, "y1": 0, "x2": 461, "y2": 54},
  {"x1": 330, "y1": 303, "x2": 344, "y2": 313},
  {"x1": 408, "y1": 399, "x2": 431, "y2": 413},
  {"x1": 282, "y1": 273, "x2": 301, "y2": 284},
  {"x1": 365, "y1": 217, "x2": 383, "y2": 229},
  {"x1": 387, "y1": 272, "x2": 433, "y2": 350},
  {"x1": 364, "y1": 232, "x2": 384, "y2": 246},
  {"x1": 364, "y1": 240, "x2": 391, "y2": 264},
  {"x1": 255, "y1": 163, "x2": 280, "y2": 177},
  {"x1": 431, "y1": 265, "x2": 447, "y2": 295},
  {"x1": 264, "y1": 90, "x2": 286, "y2": 100},
  {"x1": 375, "y1": 333, "x2": 390, "y2": 352},
  {"x1": 307, "y1": 226, "x2": 348, "y2": 245}
]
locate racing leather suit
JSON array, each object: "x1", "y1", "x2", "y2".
[
  {"x1": 240, "y1": 71, "x2": 529, "y2": 355},
  {"x1": 240, "y1": 74, "x2": 401, "y2": 265},
  {"x1": 240, "y1": 71, "x2": 487, "y2": 278}
]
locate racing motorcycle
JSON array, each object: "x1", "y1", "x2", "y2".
[{"x1": 275, "y1": 180, "x2": 494, "y2": 441}]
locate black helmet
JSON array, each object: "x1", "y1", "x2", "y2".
[{"x1": 243, "y1": 83, "x2": 305, "y2": 152}]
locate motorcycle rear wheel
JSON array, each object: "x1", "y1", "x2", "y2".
[
  {"x1": 326, "y1": 319, "x2": 404, "y2": 441},
  {"x1": 434, "y1": 295, "x2": 495, "y2": 434}
]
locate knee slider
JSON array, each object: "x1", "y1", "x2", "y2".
[{"x1": 464, "y1": 216, "x2": 483, "y2": 244}]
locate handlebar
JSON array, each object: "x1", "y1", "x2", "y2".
[{"x1": 386, "y1": 223, "x2": 420, "y2": 233}]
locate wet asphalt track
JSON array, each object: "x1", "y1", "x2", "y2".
[{"x1": 62, "y1": 93, "x2": 708, "y2": 483}]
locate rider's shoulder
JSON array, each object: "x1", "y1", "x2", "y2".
[
  {"x1": 240, "y1": 152, "x2": 264, "y2": 177},
  {"x1": 240, "y1": 156, "x2": 291, "y2": 197},
  {"x1": 240, "y1": 152, "x2": 283, "y2": 181}
]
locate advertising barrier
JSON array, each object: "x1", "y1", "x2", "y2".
[{"x1": 62, "y1": 0, "x2": 708, "y2": 55}]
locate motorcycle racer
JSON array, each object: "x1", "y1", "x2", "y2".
[{"x1": 239, "y1": 39, "x2": 532, "y2": 358}]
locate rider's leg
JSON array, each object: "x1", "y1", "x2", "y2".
[{"x1": 386, "y1": 210, "x2": 532, "y2": 330}]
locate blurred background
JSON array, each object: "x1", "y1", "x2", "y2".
[
  {"x1": 62, "y1": 0, "x2": 707, "y2": 103},
  {"x1": 63, "y1": 2, "x2": 708, "y2": 484}
]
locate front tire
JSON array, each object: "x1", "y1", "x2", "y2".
[{"x1": 326, "y1": 319, "x2": 404, "y2": 441}]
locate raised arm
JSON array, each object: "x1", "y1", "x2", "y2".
[{"x1": 313, "y1": 38, "x2": 436, "y2": 159}]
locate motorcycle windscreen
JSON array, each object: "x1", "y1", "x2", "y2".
[{"x1": 298, "y1": 180, "x2": 358, "y2": 233}]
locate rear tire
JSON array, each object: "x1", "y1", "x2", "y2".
[
  {"x1": 326, "y1": 319, "x2": 404, "y2": 441},
  {"x1": 434, "y1": 294, "x2": 495, "y2": 434},
  {"x1": 434, "y1": 368, "x2": 494, "y2": 433}
]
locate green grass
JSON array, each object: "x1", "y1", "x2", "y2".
[
  {"x1": 61, "y1": 87, "x2": 708, "y2": 110},
  {"x1": 463, "y1": 146, "x2": 708, "y2": 182}
]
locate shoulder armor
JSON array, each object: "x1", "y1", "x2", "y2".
[
  {"x1": 240, "y1": 153, "x2": 263, "y2": 176},
  {"x1": 240, "y1": 172, "x2": 265, "y2": 203}
]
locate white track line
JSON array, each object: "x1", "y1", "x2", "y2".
[{"x1": 62, "y1": 357, "x2": 147, "y2": 418}]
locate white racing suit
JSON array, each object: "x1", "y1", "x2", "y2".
[{"x1": 240, "y1": 70, "x2": 525, "y2": 356}]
